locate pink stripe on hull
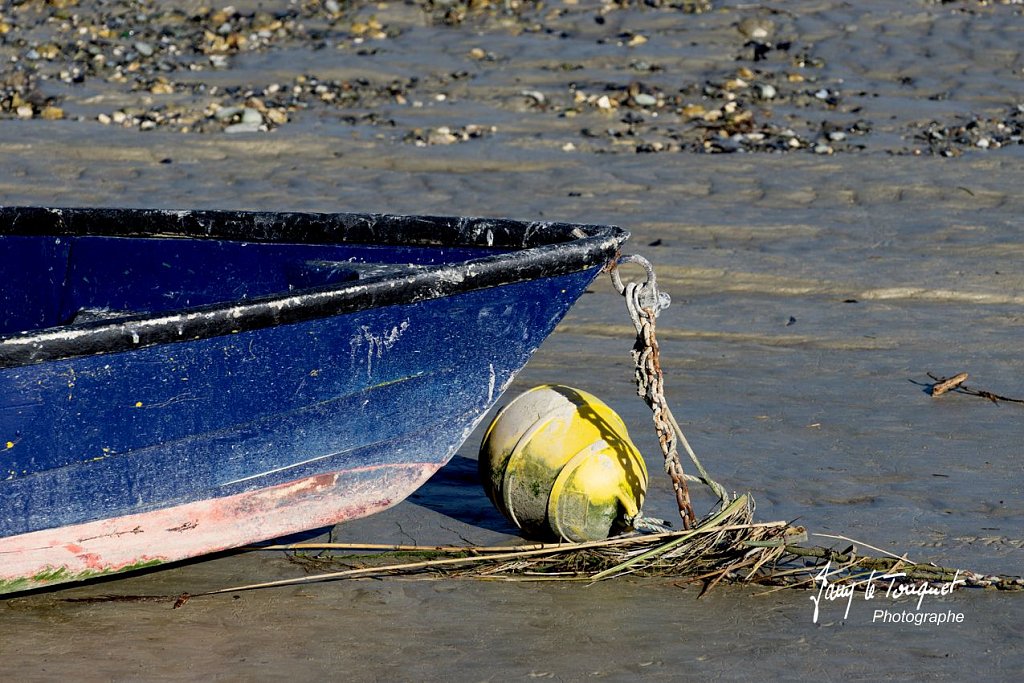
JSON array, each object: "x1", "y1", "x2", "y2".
[{"x1": 0, "y1": 462, "x2": 440, "y2": 593}]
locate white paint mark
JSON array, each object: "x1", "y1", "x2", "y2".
[
  {"x1": 350, "y1": 320, "x2": 410, "y2": 378},
  {"x1": 220, "y1": 452, "x2": 339, "y2": 486},
  {"x1": 488, "y1": 363, "x2": 496, "y2": 404}
]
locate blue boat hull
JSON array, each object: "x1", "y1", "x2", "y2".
[{"x1": 0, "y1": 208, "x2": 625, "y2": 593}]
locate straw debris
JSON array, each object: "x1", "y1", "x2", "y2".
[{"x1": 193, "y1": 493, "x2": 1020, "y2": 603}]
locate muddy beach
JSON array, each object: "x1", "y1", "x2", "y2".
[{"x1": 2, "y1": 0, "x2": 1023, "y2": 680}]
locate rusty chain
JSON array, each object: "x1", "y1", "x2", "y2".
[{"x1": 610, "y1": 255, "x2": 729, "y2": 530}]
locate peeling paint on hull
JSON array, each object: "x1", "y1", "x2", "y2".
[{"x1": 0, "y1": 463, "x2": 438, "y2": 594}]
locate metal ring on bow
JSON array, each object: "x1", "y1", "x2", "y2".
[{"x1": 611, "y1": 254, "x2": 671, "y2": 314}]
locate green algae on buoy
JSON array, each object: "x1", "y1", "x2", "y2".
[{"x1": 479, "y1": 385, "x2": 648, "y2": 542}]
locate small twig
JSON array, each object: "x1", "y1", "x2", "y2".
[
  {"x1": 930, "y1": 372, "x2": 968, "y2": 397},
  {"x1": 811, "y1": 532, "x2": 914, "y2": 563},
  {"x1": 245, "y1": 523, "x2": 787, "y2": 556},
  {"x1": 702, "y1": 554, "x2": 761, "y2": 595},
  {"x1": 193, "y1": 547, "x2": 588, "y2": 599},
  {"x1": 245, "y1": 541, "x2": 561, "y2": 553},
  {"x1": 927, "y1": 372, "x2": 1024, "y2": 405}
]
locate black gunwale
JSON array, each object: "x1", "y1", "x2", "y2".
[{"x1": 0, "y1": 206, "x2": 628, "y2": 368}]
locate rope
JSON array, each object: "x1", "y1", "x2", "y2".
[
  {"x1": 632, "y1": 516, "x2": 673, "y2": 534},
  {"x1": 610, "y1": 255, "x2": 730, "y2": 530}
]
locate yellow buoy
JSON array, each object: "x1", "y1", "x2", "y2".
[{"x1": 479, "y1": 385, "x2": 648, "y2": 542}]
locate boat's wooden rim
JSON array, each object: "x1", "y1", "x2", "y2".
[{"x1": 0, "y1": 206, "x2": 628, "y2": 368}]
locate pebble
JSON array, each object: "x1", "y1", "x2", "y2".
[
  {"x1": 214, "y1": 106, "x2": 242, "y2": 121},
  {"x1": 737, "y1": 18, "x2": 775, "y2": 41},
  {"x1": 240, "y1": 108, "x2": 263, "y2": 125},
  {"x1": 427, "y1": 126, "x2": 457, "y2": 145},
  {"x1": 404, "y1": 123, "x2": 495, "y2": 146},
  {"x1": 521, "y1": 90, "x2": 546, "y2": 106},
  {"x1": 265, "y1": 108, "x2": 288, "y2": 125},
  {"x1": 758, "y1": 84, "x2": 777, "y2": 100},
  {"x1": 224, "y1": 121, "x2": 261, "y2": 134}
]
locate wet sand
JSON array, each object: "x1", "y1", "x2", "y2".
[{"x1": 2, "y1": 1, "x2": 1023, "y2": 680}]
